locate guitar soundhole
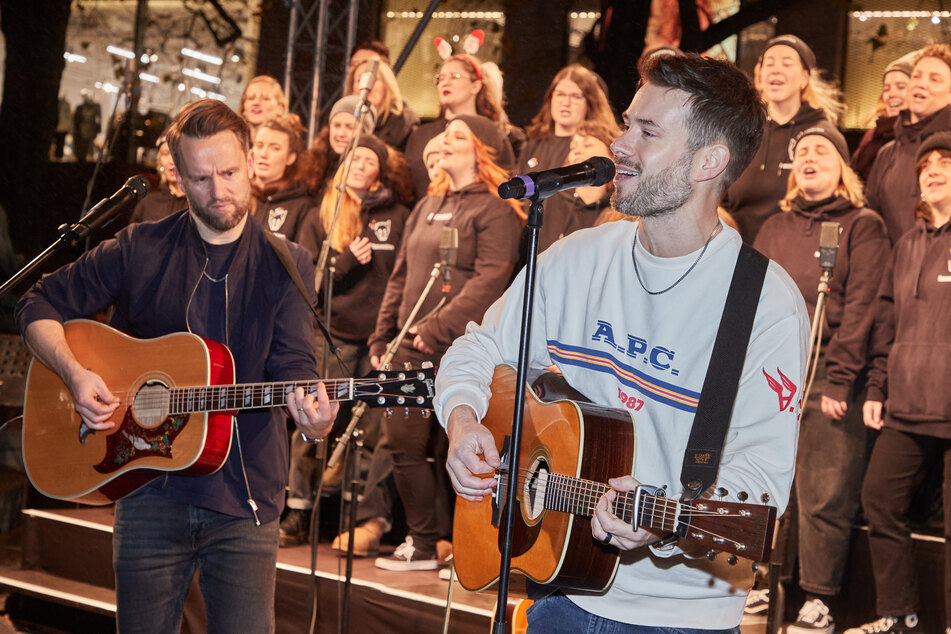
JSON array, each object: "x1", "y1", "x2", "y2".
[
  {"x1": 522, "y1": 456, "x2": 550, "y2": 523},
  {"x1": 132, "y1": 380, "x2": 171, "y2": 428}
]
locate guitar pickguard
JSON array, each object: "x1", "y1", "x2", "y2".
[{"x1": 93, "y1": 407, "x2": 190, "y2": 474}]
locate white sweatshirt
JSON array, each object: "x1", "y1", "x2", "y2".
[{"x1": 435, "y1": 220, "x2": 809, "y2": 629}]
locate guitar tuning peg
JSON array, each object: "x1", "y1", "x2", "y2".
[
  {"x1": 727, "y1": 555, "x2": 737, "y2": 566},
  {"x1": 715, "y1": 487, "x2": 728, "y2": 498},
  {"x1": 396, "y1": 397, "x2": 405, "y2": 405},
  {"x1": 384, "y1": 408, "x2": 392, "y2": 417},
  {"x1": 706, "y1": 550, "x2": 717, "y2": 561},
  {"x1": 404, "y1": 362, "x2": 412, "y2": 370},
  {"x1": 760, "y1": 493, "x2": 770, "y2": 504},
  {"x1": 383, "y1": 363, "x2": 390, "y2": 371},
  {"x1": 376, "y1": 396, "x2": 386, "y2": 405},
  {"x1": 403, "y1": 407, "x2": 409, "y2": 417},
  {"x1": 751, "y1": 562, "x2": 759, "y2": 572},
  {"x1": 421, "y1": 361, "x2": 433, "y2": 369},
  {"x1": 421, "y1": 409, "x2": 430, "y2": 418},
  {"x1": 737, "y1": 491, "x2": 749, "y2": 502}
]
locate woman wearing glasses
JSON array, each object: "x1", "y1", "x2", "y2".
[
  {"x1": 404, "y1": 54, "x2": 516, "y2": 200},
  {"x1": 517, "y1": 64, "x2": 618, "y2": 175}
]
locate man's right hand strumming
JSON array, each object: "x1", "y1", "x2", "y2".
[
  {"x1": 25, "y1": 319, "x2": 119, "y2": 430},
  {"x1": 445, "y1": 404, "x2": 500, "y2": 502}
]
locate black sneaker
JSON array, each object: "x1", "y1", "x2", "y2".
[
  {"x1": 787, "y1": 598, "x2": 834, "y2": 634},
  {"x1": 843, "y1": 614, "x2": 921, "y2": 633},
  {"x1": 374, "y1": 537, "x2": 438, "y2": 571},
  {"x1": 279, "y1": 508, "x2": 309, "y2": 547}
]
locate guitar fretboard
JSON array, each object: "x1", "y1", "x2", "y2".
[
  {"x1": 167, "y1": 379, "x2": 355, "y2": 414},
  {"x1": 541, "y1": 472, "x2": 680, "y2": 532}
]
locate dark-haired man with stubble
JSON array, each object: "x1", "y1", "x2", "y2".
[
  {"x1": 435, "y1": 54, "x2": 809, "y2": 631},
  {"x1": 15, "y1": 99, "x2": 337, "y2": 633}
]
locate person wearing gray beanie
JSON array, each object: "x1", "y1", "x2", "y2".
[{"x1": 852, "y1": 51, "x2": 915, "y2": 182}]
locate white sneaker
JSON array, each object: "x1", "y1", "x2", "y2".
[
  {"x1": 842, "y1": 614, "x2": 921, "y2": 633},
  {"x1": 374, "y1": 537, "x2": 439, "y2": 571},
  {"x1": 740, "y1": 588, "x2": 769, "y2": 626},
  {"x1": 744, "y1": 588, "x2": 769, "y2": 615},
  {"x1": 786, "y1": 598, "x2": 834, "y2": 634}
]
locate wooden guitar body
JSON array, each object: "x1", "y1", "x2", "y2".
[
  {"x1": 22, "y1": 320, "x2": 235, "y2": 505},
  {"x1": 452, "y1": 365, "x2": 636, "y2": 592}
]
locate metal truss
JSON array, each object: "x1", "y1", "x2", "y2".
[{"x1": 283, "y1": 0, "x2": 360, "y2": 144}]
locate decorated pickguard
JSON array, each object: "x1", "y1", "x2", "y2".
[{"x1": 93, "y1": 407, "x2": 190, "y2": 474}]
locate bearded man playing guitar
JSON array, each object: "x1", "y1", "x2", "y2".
[
  {"x1": 16, "y1": 99, "x2": 337, "y2": 633},
  {"x1": 436, "y1": 54, "x2": 810, "y2": 632}
]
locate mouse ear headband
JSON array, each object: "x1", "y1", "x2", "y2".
[{"x1": 434, "y1": 29, "x2": 485, "y2": 79}]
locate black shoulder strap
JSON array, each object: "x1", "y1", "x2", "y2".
[
  {"x1": 263, "y1": 230, "x2": 338, "y2": 355},
  {"x1": 680, "y1": 244, "x2": 768, "y2": 500}
]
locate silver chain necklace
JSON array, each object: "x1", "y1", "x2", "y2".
[{"x1": 632, "y1": 223, "x2": 721, "y2": 295}]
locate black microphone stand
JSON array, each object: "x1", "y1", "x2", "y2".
[
  {"x1": 330, "y1": 260, "x2": 443, "y2": 632},
  {"x1": 765, "y1": 255, "x2": 834, "y2": 634},
  {"x1": 0, "y1": 184, "x2": 142, "y2": 297},
  {"x1": 492, "y1": 194, "x2": 545, "y2": 633}
]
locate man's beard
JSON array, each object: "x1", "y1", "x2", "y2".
[
  {"x1": 190, "y1": 193, "x2": 249, "y2": 232},
  {"x1": 612, "y1": 151, "x2": 694, "y2": 219}
]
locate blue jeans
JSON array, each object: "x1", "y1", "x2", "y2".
[
  {"x1": 113, "y1": 491, "x2": 280, "y2": 634},
  {"x1": 526, "y1": 594, "x2": 741, "y2": 634}
]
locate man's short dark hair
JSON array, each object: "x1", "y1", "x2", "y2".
[
  {"x1": 638, "y1": 53, "x2": 765, "y2": 192},
  {"x1": 353, "y1": 39, "x2": 391, "y2": 65},
  {"x1": 165, "y1": 99, "x2": 251, "y2": 172}
]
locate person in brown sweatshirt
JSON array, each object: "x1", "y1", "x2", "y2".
[
  {"x1": 367, "y1": 114, "x2": 522, "y2": 571},
  {"x1": 754, "y1": 123, "x2": 889, "y2": 634},
  {"x1": 854, "y1": 132, "x2": 951, "y2": 634},
  {"x1": 865, "y1": 44, "x2": 951, "y2": 245}
]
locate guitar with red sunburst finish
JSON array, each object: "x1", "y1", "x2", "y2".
[{"x1": 22, "y1": 320, "x2": 435, "y2": 505}]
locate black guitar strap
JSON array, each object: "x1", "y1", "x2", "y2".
[
  {"x1": 680, "y1": 244, "x2": 768, "y2": 501},
  {"x1": 263, "y1": 230, "x2": 339, "y2": 356}
]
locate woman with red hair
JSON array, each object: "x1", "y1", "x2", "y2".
[{"x1": 357, "y1": 114, "x2": 522, "y2": 570}]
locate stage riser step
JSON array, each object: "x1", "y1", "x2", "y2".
[{"x1": 21, "y1": 511, "x2": 114, "y2": 589}]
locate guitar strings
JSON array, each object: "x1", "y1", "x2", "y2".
[
  {"x1": 123, "y1": 377, "x2": 431, "y2": 412},
  {"x1": 503, "y1": 466, "x2": 752, "y2": 550}
]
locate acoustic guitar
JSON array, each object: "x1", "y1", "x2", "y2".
[
  {"x1": 22, "y1": 319, "x2": 435, "y2": 505},
  {"x1": 452, "y1": 365, "x2": 776, "y2": 593}
]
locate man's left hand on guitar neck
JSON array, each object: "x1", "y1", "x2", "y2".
[
  {"x1": 592, "y1": 475, "x2": 663, "y2": 551},
  {"x1": 286, "y1": 384, "x2": 337, "y2": 441}
]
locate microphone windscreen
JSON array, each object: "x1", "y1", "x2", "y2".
[
  {"x1": 126, "y1": 175, "x2": 151, "y2": 199},
  {"x1": 587, "y1": 156, "x2": 616, "y2": 187},
  {"x1": 819, "y1": 221, "x2": 839, "y2": 249}
]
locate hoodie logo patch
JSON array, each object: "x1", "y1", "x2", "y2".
[
  {"x1": 763, "y1": 367, "x2": 798, "y2": 413},
  {"x1": 370, "y1": 219, "x2": 391, "y2": 242},
  {"x1": 268, "y1": 207, "x2": 288, "y2": 231},
  {"x1": 940, "y1": 249, "x2": 951, "y2": 282}
]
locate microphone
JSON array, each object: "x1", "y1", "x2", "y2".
[
  {"x1": 64, "y1": 176, "x2": 150, "y2": 242},
  {"x1": 498, "y1": 157, "x2": 616, "y2": 201},
  {"x1": 817, "y1": 221, "x2": 840, "y2": 292},
  {"x1": 357, "y1": 59, "x2": 380, "y2": 102},
  {"x1": 439, "y1": 227, "x2": 458, "y2": 293},
  {"x1": 818, "y1": 221, "x2": 839, "y2": 272}
]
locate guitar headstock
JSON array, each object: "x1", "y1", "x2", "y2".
[
  {"x1": 678, "y1": 499, "x2": 776, "y2": 563},
  {"x1": 356, "y1": 365, "x2": 436, "y2": 410}
]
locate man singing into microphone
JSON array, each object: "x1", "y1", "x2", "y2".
[
  {"x1": 15, "y1": 99, "x2": 337, "y2": 632},
  {"x1": 436, "y1": 54, "x2": 809, "y2": 631}
]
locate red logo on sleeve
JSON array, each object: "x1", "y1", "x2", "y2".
[{"x1": 762, "y1": 368, "x2": 798, "y2": 412}]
